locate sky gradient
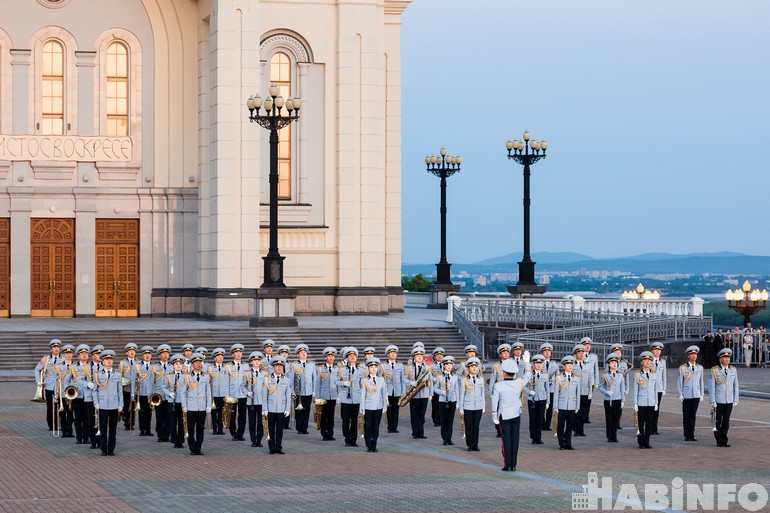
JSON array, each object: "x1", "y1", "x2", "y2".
[{"x1": 400, "y1": 0, "x2": 770, "y2": 264}]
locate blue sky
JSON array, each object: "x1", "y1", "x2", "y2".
[{"x1": 400, "y1": 0, "x2": 770, "y2": 264}]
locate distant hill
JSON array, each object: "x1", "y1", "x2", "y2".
[
  {"x1": 402, "y1": 252, "x2": 770, "y2": 276},
  {"x1": 474, "y1": 251, "x2": 593, "y2": 265}
]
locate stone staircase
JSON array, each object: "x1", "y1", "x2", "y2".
[{"x1": 1, "y1": 326, "x2": 470, "y2": 380}]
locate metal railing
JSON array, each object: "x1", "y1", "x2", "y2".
[
  {"x1": 451, "y1": 303, "x2": 485, "y2": 360},
  {"x1": 502, "y1": 316, "x2": 713, "y2": 363},
  {"x1": 458, "y1": 300, "x2": 674, "y2": 329}
]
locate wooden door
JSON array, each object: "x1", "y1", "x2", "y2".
[
  {"x1": 0, "y1": 219, "x2": 9, "y2": 317},
  {"x1": 30, "y1": 219, "x2": 75, "y2": 317},
  {"x1": 95, "y1": 220, "x2": 139, "y2": 317}
]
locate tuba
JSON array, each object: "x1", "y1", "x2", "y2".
[
  {"x1": 398, "y1": 367, "x2": 431, "y2": 407},
  {"x1": 222, "y1": 396, "x2": 238, "y2": 429},
  {"x1": 64, "y1": 385, "x2": 79, "y2": 410},
  {"x1": 313, "y1": 398, "x2": 327, "y2": 431},
  {"x1": 293, "y1": 369, "x2": 304, "y2": 411}
]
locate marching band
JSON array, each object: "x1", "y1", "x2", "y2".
[{"x1": 31, "y1": 337, "x2": 742, "y2": 471}]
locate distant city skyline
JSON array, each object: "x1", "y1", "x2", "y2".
[{"x1": 400, "y1": 1, "x2": 770, "y2": 264}]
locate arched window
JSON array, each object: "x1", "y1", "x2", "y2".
[
  {"x1": 271, "y1": 52, "x2": 292, "y2": 199},
  {"x1": 41, "y1": 40, "x2": 64, "y2": 135},
  {"x1": 105, "y1": 41, "x2": 129, "y2": 136}
]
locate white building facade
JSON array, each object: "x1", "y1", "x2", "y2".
[{"x1": 0, "y1": 0, "x2": 408, "y2": 319}]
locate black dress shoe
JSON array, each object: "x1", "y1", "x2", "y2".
[
  {"x1": 256, "y1": 443, "x2": 263, "y2": 447},
  {"x1": 276, "y1": 450, "x2": 285, "y2": 454},
  {"x1": 174, "y1": 444, "x2": 184, "y2": 448},
  {"x1": 416, "y1": 435, "x2": 427, "y2": 439},
  {"x1": 269, "y1": 450, "x2": 276, "y2": 454},
  {"x1": 501, "y1": 467, "x2": 510, "y2": 471},
  {"x1": 472, "y1": 447, "x2": 480, "y2": 451},
  {"x1": 100, "y1": 452, "x2": 109, "y2": 456},
  {"x1": 510, "y1": 467, "x2": 516, "y2": 471},
  {"x1": 644, "y1": 445, "x2": 653, "y2": 449},
  {"x1": 367, "y1": 448, "x2": 374, "y2": 452},
  {"x1": 585, "y1": 420, "x2": 592, "y2": 424},
  {"x1": 196, "y1": 451, "x2": 203, "y2": 455},
  {"x1": 532, "y1": 440, "x2": 543, "y2": 445},
  {"x1": 467, "y1": 447, "x2": 473, "y2": 451},
  {"x1": 190, "y1": 451, "x2": 196, "y2": 455},
  {"x1": 442, "y1": 441, "x2": 449, "y2": 445},
  {"x1": 251, "y1": 442, "x2": 258, "y2": 447},
  {"x1": 652, "y1": 432, "x2": 660, "y2": 435},
  {"x1": 722, "y1": 444, "x2": 731, "y2": 447},
  {"x1": 565, "y1": 446, "x2": 574, "y2": 450},
  {"x1": 236, "y1": 436, "x2": 246, "y2": 441},
  {"x1": 559, "y1": 447, "x2": 565, "y2": 450},
  {"x1": 107, "y1": 451, "x2": 115, "y2": 456},
  {"x1": 90, "y1": 444, "x2": 97, "y2": 449},
  {"x1": 372, "y1": 449, "x2": 378, "y2": 453},
  {"x1": 542, "y1": 427, "x2": 552, "y2": 431},
  {"x1": 213, "y1": 431, "x2": 224, "y2": 435},
  {"x1": 691, "y1": 438, "x2": 698, "y2": 442},
  {"x1": 617, "y1": 426, "x2": 624, "y2": 430},
  {"x1": 350, "y1": 443, "x2": 358, "y2": 447},
  {"x1": 447, "y1": 441, "x2": 454, "y2": 445}
]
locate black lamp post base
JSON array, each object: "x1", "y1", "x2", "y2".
[
  {"x1": 435, "y1": 262, "x2": 453, "y2": 285},
  {"x1": 249, "y1": 287, "x2": 298, "y2": 327},
  {"x1": 261, "y1": 255, "x2": 287, "y2": 288},
  {"x1": 427, "y1": 283, "x2": 461, "y2": 309}
]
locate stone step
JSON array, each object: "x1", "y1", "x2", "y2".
[{"x1": 1, "y1": 326, "x2": 471, "y2": 372}]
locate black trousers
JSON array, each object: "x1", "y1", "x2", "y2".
[
  {"x1": 229, "y1": 398, "x2": 247, "y2": 438},
  {"x1": 84, "y1": 401, "x2": 97, "y2": 445},
  {"x1": 386, "y1": 395, "x2": 399, "y2": 432},
  {"x1": 500, "y1": 416, "x2": 521, "y2": 469},
  {"x1": 211, "y1": 397, "x2": 224, "y2": 433},
  {"x1": 714, "y1": 403, "x2": 733, "y2": 446},
  {"x1": 682, "y1": 398, "x2": 700, "y2": 439},
  {"x1": 247, "y1": 404, "x2": 264, "y2": 444},
  {"x1": 637, "y1": 406, "x2": 654, "y2": 447},
  {"x1": 616, "y1": 398, "x2": 624, "y2": 429},
  {"x1": 168, "y1": 402, "x2": 184, "y2": 446},
  {"x1": 574, "y1": 395, "x2": 589, "y2": 435},
  {"x1": 603, "y1": 400, "x2": 621, "y2": 441},
  {"x1": 340, "y1": 402, "x2": 360, "y2": 444},
  {"x1": 45, "y1": 389, "x2": 56, "y2": 430},
  {"x1": 463, "y1": 409, "x2": 482, "y2": 448},
  {"x1": 72, "y1": 398, "x2": 86, "y2": 441},
  {"x1": 557, "y1": 409, "x2": 575, "y2": 449},
  {"x1": 439, "y1": 401, "x2": 456, "y2": 442},
  {"x1": 431, "y1": 393, "x2": 441, "y2": 425},
  {"x1": 138, "y1": 396, "x2": 153, "y2": 434},
  {"x1": 528, "y1": 399, "x2": 546, "y2": 442},
  {"x1": 652, "y1": 392, "x2": 663, "y2": 433},
  {"x1": 99, "y1": 408, "x2": 118, "y2": 454},
  {"x1": 155, "y1": 400, "x2": 169, "y2": 441},
  {"x1": 543, "y1": 392, "x2": 554, "y2": 430},
  {"x1": 186, "y1": 410, "x2": 205, "y2": 453},
  {"x1": 122, "y1": 391, "x2": 134, "y2": 429},
  {"x1": 59, "y1": 402, "x2": 74, "y2": 436},
  {"x1": 409, "y1": 397, "x2": 428, "y2": 437},
  {"x1": 320, "y1": 399, "x2": 336, "y2": 439},
  {"x1": 363, "y1": 409, "x2": 383, "y2": 450},
  {"x1": 267, "y1": 412, "x2": 285, "y2": 452},
  {"x1": 295, "y1": 395, "x2": 312, "y2": 433}
]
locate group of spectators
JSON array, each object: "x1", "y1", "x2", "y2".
[{"x1": 703, "y1": 323, "x2": 769, "y2": 368}]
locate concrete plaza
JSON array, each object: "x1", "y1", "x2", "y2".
[{"x1": 2, "y1": 376, "x2": 769, "y2": 513}]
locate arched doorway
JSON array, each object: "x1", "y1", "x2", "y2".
[{"x1": 31, "y1": 219, "x2": 75, "y2": 317}]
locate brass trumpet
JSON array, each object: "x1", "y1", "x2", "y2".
[
  {"x1": 64, "y1": 385, "x2": 79, "y2": 410},
  {"x1": 149, "y1": 393, "x2": 162, "y2": 410},
  {"x1": 95, "y1": 407, "x2": 101, "y2": 436},
  {"x1": 222, "y1": 396, "x2": 238, "y2": 429}
]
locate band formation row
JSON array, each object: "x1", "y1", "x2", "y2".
[{"x1": 32, "y1": 337, "x2": 739, "y2": 471}]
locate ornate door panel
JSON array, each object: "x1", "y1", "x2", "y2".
[
  {"x1": 95, "y1": 220, "x2": 139, "y2": 317},
  {"x1": 30, "y1": 219, "x2": 75, "y2": 317},
  {"x1": 0, "y1": 219, "x2": 9, "y2": 317}
]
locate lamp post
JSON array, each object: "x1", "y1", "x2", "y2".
[
  {"x1": 425, "y1": 147, "x2": 462, "y2": 284},
  {"x1": 246, "y1": 85, "x2": 301, "y2": 288},
  {"x1": 505, "y1": 130, "x2": 548, "y2": 296},
  {"x1": 725, "y1": 280, "x2": 768, "y2": 327}
]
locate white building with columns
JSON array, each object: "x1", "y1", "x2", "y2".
[{"x1": 0, "y1": 0, "x2": 408, "y2": 319}]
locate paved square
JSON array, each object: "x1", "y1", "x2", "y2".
[{"x1": 2, "y1": 380, "x2": 769, "y2": 513}]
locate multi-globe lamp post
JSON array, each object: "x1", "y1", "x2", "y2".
[
  {"x1": 245, "y1": 85, "x2": 300, "y2": 327},
  {"x1": 425, "y1": 147, "x2": 462, "y2": 285},
  {"x1": 246, "y1": 84, "x2": 301, "y2": 288},
  {"x1": 725, "y1": 280, "x2": 768, "y2": 327},
  {"x1": 505, "y1": 131, "x2": 548, "y2": 296}
]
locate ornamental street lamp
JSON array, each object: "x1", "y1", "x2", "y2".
[
  {"x1": 425, "y1": 147, "x2": 462, "y2": 284},
  {"x1": 725, "y1": 280, "x2": 768, "y2": 327},
  {"x1": 505, "y1": 130, "x2": 548, "y2": 296},
  {"x1": 622, "y1": 283, "x2": 661, "y2": 300},
  {"x1": 246, "y1": 85, "x2": 301, "y2": 288}
]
